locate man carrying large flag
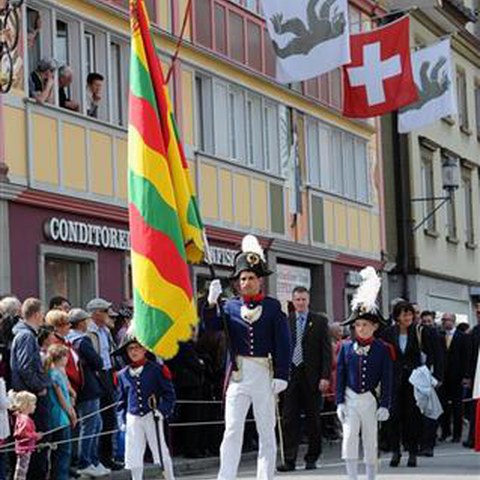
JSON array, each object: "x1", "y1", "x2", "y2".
[
  {"x1": 204, "y1": 235, "x2": 291, "y2": 480},
  {"x1": 127, "y1": 0, "x2": 204, "y2": 476}
]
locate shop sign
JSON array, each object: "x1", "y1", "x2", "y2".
[
  {"x1": 44, "y1": 217, "x2": 130, "y2": 251},
  {"x1": 208, "y1": 246, "x2": 236, "y2": 267},
  {"x1": 277, "y1": 264, "x2": 311, "y2": 312}
]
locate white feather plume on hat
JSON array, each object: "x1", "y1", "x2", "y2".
[
  {"x1": 241, "y1": 234, "x2": 265, "y2": 261},
  {"x1": 350, "y1": 266, "x2": 381, "y2": 314}
]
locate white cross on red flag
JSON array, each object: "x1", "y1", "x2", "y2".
[{"x1": 343, "y1": 16, "x2": 418, "y2": 118}]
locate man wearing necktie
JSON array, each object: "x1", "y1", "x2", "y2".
[
  {"x1": 277, "y1": 286, "x2": 332, "y2": 472},
  {"x1": 439, "y1": 312, "x2": 470, "y2": 442}
]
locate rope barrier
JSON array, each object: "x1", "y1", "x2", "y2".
[{"x1": 0, "y1": 401, "x2": 121, "y2": 453}]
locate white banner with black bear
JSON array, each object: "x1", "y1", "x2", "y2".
[
  {"x1": 262, "y1": 0, "x2": 350, "y2": 83},
  {"x1": 398, "y1": 38, "x2": 456, "y2": 133}
]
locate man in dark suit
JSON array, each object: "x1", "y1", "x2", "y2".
[
  {"x1": 277, "y1": 286, "x2": 332, "y2": 472},
  {"x1": 439, "y1": 312, "x2": 470, "y2": 442}
]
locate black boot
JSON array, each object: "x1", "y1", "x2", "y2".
[
  {"x1": 407, "y1": 453, "x2": 417, "y2": 467},
  {"x1": 390, "y1": 451, "x2": 401, "y2": 467}
]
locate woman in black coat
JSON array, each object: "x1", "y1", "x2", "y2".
[{"x1": 380, "y1": 301, "x2": 422, "y2": 467}]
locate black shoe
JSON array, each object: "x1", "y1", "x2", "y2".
[
  {"x1": 305, "y1": 462, "x2": 317, "y2": 470},
  {"x1": 418, "y1": 448, "x2": 433, "y2": 457},
  {"x1": 452, "y1": 437, "x2": 461, "y2": 443},
  {"x1": 103, "y1": 459, "x2": 124, "y2": 471},
  {"x1": 69, "y1": 467, "x2": 80, "y2": 479},
  {"x1": 463, "y1": 440, "x2": 474, "y2": 449},
  {"x1": 407, "y1": 454, "x2": 417, "y2": 467},
  {"x1": 390, "y1": 452, "x2": 401, "y2": 467},
  {"x1": 277, "y1": 462, "x2": 295, "y2": 472}
]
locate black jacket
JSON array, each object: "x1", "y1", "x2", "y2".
[
  {"x1": 380, "y1": 324, "x2": 422, "y2": 385},
  {"x1": 288, "y1": 311, "x2": 332, "y2": 390},
  {"x1": 415, "y1": 324, "x2": 445, "y2": 382},
  {"x1": 69, "y1": 331, "x2": 104, "y2": 402},
  {"x1": 440, "y1": 329, "x2": 470, "y2": 386},
  {"x1": 467, "y1": 324, "x2": 480, "y2": 380}
]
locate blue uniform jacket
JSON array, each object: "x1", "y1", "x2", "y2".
[
  {"x1": 118, "y1": 360, "x2": 176, "y2": 423},
  {"x1": 203, "y1": 297, "x2": 291, "y2": 381},
  {"x1": 336, "y1": 339, "x2": 393, "y2": 409}
]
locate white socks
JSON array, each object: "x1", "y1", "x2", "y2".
[
  {"x1": 345, "y1": 461, "x2": 376, "y2": 480},
  {"x1": 366, "y1": 463, "x2": 376, "y2": 480},
  {"x1": 346, "y1": 460, "x2": 358, "y2": 480},
  {"x1": 131, "y1": 467, "x2": 143, "y2": 480}
]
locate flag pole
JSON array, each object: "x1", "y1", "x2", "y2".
[
  {"x1": 201, "y1": 230, "x2": 238, "y2": 372},
  {"x1": 166, "y1": 0, "x2": 193, "y2": 84}
]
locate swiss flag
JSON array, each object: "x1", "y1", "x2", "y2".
[{"x1": 343, "y1": 16, "x2": 418, "y2": 118}]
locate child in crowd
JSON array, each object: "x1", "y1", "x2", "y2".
[
  {"x1": 336, "y1": 267, "x2": 394, "y2": 480},
  {"x1": 115, "y1": 334, "x2": 176, "y2": 480},
  {"x1": 0, "y1": 377, "x2": 10, "y2": 480},
  {"x1": 45, "y1": 344, "x2": 77, "y2": 480},
  {"x1": 9, "y1": 391, "x2": 42, "y2": 480}
]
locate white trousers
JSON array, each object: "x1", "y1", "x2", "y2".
[
  {"x1": 342, "y1": 388, "x2": 378, "y2": 465},
  {"x1": 125, "y1": 412, "x2": 175, "y2": 480},
  {"x1": 218, "y1": 358, "x2": 276, "y2": 480}
]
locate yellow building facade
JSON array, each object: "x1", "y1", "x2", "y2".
[{"x1": 0, "y1": 0, "x2": 386, "y2": 320}]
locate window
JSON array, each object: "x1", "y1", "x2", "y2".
[
  {"x1": 84, "y1": 32, "x2": 96, "y2": 79},
  {"x1": 109, "y1": 40, "x2": 129, "y2": 126},
  {"x1": 56, "y1": 19, "x2": 69, "y2": 65},
  {"x1": 196, "y1": 73, "x2": 281, "y2": 174},
  {"x1": 462, "y1": 167, "x2": 474, "y2": 244},
  {"x1": 40, "y1": 246, "x2": 97, "y2": 308},
  {"x1": 195, "y1": 75, "x2": 214, "y2": 154},
  {"x1": 306, "y1": 116, "x2": 369, "y2": 203},
  {"x1": 457, "y1": 70, "x2": 469, "y2": 130},
  {"x1": 193, "y1": 0, "x2": 266, "y2": 75},
  {"x1": 27, "y1": 7, "x2": 42, "y2": 74},
  {"x1": 228, "y1": 87, "x2": 246, "y2": 162},
  {"x1": 420, "y1": 146, "x2": 436, "y2": 231},
  {"x1": 246, "y1": 94, "x2": 263, "y2": 168},
  {"x1": 263, "y1": 102, "x2": 280, "y2": 174},
  {"x1": 213, "y1": 80, "x2": 229, "y2": 157}
]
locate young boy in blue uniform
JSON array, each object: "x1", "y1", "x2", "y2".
[
  {"x1": 115, "y1": 334, "x2": 176, "y2": 480},
  {"x1": 336, "y1": 267, "x2": 394, "y2": 480}
]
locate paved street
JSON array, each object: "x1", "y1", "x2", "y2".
[{"x1": 179, "y1": 442, "x2": 480, "y2": 479}]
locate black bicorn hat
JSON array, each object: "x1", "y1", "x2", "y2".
[
  {"x1": 111, "y1": 332, "x2": 156, "y2": 362},
  {"x1": 341, "y1": 267, "x2": 387, "y2": 327},
  {"x1": 231, "y1": 234, "x2": 272, "y2": 279}
]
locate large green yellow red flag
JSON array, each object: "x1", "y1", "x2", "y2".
[{"x1": 128, "y1": 0, "x2": 204, "y2": 358}]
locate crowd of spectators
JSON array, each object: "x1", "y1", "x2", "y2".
[
  {"x1": 28, "y1": 56, "x2": 104, "y2": 117},
  {"x1": 0, "y1": 290, "x2": 479, "y2": 479}
]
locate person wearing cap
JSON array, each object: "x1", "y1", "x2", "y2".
[
  {"x1": 336, "y1": 267, "x2": 393, "y2": 480},
  {"x1": 114, "y1": 335, "x2": 176, "y2": 480},
  {"x1": 67, "y1": 308, "x2": 110, "y2": 478},
  {"x1": 204, "y1": 234, "x2": 291, "y2": 480},
  {"x1": 28, "y1": 57, "x2": 56, "y2": 104},
  {"x1": 86, "y1": 298, "x2": 122, "y2": 471}
]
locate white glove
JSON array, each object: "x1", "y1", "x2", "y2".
[
  {"x1": 271, "y1": 379, "x2": 288, "y2": 395},
  {"x1": 376, "y1": 407, "x2": 389, "y2": 422},
  {"x1": 119, "y1": 423, "x2": 126, "y2": 432},
  {"x1": 336, "y1": 404, "x2": 347, "y2": 423},
  {"x1": 207, "y1": 279, "x2": 222, "y2": 305}
]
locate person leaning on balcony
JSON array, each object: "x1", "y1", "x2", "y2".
[
  {"x1": 86, "y1": 72, "x2": 104, "y2": 118},
  {"x1": 28, "y1": 57, "x2": 57, "y2": 104},
  {"x1": 58, "y1": 65, "x2": 80, "y2": 112}
]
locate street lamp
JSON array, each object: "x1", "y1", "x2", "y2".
[{"x1": 411, "y1": 152, "x2": 460, "y2": 233}]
